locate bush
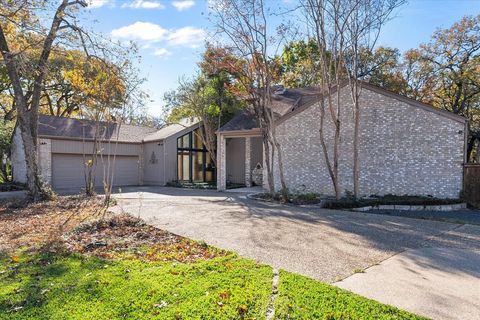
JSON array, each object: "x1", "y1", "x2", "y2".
[{"x1": 323, "y1": 194, "x2": 463, "y2": 209}]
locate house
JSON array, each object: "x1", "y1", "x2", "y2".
[
  {"x1": 216, "y1": 82, "x2": 467, "y2": 198},
  {"x1": 12, "y1": 82, "x2": 467, "y2": 198},
  {"x1": 11, "y1": 115, "x2": 214, "y2": 190}
]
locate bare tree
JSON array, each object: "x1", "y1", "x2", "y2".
[
  {"x1": 210, "y1": 0, "x2": 289, "y2": 200},
  {"x1": 301, "y1": 0, "x2": 403, "y2": 199},
  {"x1": 80, "y1": 53, "x2": 146, "y2": 205},
  {"x1": 0, "y1": 0, "x2": 88, "y2": 200},
  {"x1": 102, "y1": 59, "x2": 146, "y2": 206},
  {"x1": 302, "y1": 0, "x2": 351, "y2": 199},
  {"x1": 343, "y1": 0, "x2": 405, "y2": 198}
]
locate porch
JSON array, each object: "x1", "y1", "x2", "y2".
[{"x1": 217, "y1": 131, "x2": 263, "y2": 191}]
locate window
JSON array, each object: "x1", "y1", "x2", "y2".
[
  {"x1": 176, "y1": 129, "x2": 216, "y2": 183},
  {"x1": 177, "y1": 151, "x2": 190, "y2": 181}
]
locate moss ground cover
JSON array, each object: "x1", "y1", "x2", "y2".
[
  {"x1": 274, "y1": 270, "x2": 427, "y2": 320},
  {"x1": 0, "y1": 252, "x2": 272, "y2": 320}
]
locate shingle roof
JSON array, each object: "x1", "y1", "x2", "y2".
[
  {"x1": 219, "y1": 87, "x2": 320, "y2": 132},
  {"x1": 219, "y1": 82, "x2": 466, "y2": 132},
  {"x1": 142, "y1": 123, "x2": 193, "y2": 142},
  {"x1": 218, "y1": 108, "x2": 259, "y2": 132},
  {"x1": 38, "y1": 115, "x2": 158, "y2": 143}
]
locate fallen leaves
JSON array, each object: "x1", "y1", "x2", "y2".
[
  {"x1": 0, "y1": 196, "x2": 107, "y2": 252},
  {"x1": 64, "y1": 214, "x2": 225, "y2": 263},
  {"x1": 1, "y1": 197, "x2": 224, "y2": 264}
]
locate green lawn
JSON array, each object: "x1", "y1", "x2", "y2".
[
  {"x1": 0, "y1": 252, "x2": 426, "y2": 320},
  {"x1": 0, "y1": 252, "x2": 272, "y2": 320},
  {"x1": 275, "y1": 270, "x2": 426, "y2": 320}
]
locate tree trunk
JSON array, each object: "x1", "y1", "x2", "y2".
[
  {"x1": 353, "y1": 105, "x2": 360, "y2": 198},
  {"x1": 318, "y1": 97, "x2": 341, "y2": 200},
  {"x1": 0, "y1": 0, "x2": 79, "y2": 201},
  {"x1": 262, "y1": 130, "x2": 275, "y2": 195},
  {"x1": 476, "y1": 140, "x2": 480, "y2": 164},
  {"x1": 17, "y1": 109, "x2": 47, "y2": 200},
  {"x1": 352, "y1": 83, "x2": 360, "y2": 199},
  {"x1": 270, "y1": 125, "x2": 288, "y2": 201}
]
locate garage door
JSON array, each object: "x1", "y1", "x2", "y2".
[{"x1": 51, "y1": 154, "x2": 139, "y2": 190}]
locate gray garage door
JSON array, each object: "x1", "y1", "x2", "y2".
[{"x1": 51, "y1": 154, "x2": 139, "y2": 190}]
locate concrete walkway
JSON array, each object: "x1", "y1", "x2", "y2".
[
  {"x1": 337, "y1": 246, "x2": 480, "y2": 320},
  {"x1": 113, "y1": 186, "x2": 480, "y2": 320}
]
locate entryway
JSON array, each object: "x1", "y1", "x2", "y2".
[{"x1": 222, "y1": 135, "x2": 263, "y2": 189}]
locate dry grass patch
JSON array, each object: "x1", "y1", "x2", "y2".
[
  {"x1": 64, "y1": 215, "x2": 225, "y2": 262},
  {"x1": 0, "y1": 196, "x2": 224, "y2": 263},
  {"x1": 0, "y1": 196, "x2": 107, "y2": 252}
]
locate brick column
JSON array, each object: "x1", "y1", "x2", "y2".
[
  {"x1": 38, "y1": 138, "x2": 52, "y2": 186},
  {"x1": 138, "y1": 144, "x2": 144, "y2": 185},
  {"x1": 245, "y1": 137, "x2": 251, "y2": 187},
  {"x1": 217, "y1": 133, "x2": 226, "y2": 191}
]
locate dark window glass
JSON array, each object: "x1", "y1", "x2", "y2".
[
  {"x1": 205, "y1": 153, "x2": 214, "y2": 182},
  {"x1": 177, "y1": 133, "x2": 190, "y2": 149},
  {"x1": 193, "y1": 129, "x2": 203, "y2": 149},
  {"x1": 176, "y1": 129, "x2": 216, "y2": 183},
  {"x1": 177, "y1": 151, "x2": 190, "y2": 181},
  {"x1": 192, "y1": 151, "x2": 204, "y2": 182}
]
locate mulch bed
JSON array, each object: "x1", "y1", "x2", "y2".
[
  {"x1": 0, "y1": 196, "x2": 224, "y2": 263},
  {"x1": 0, "y1": 196, "x2": 107, "y2": 252},
  {"x1": 64, "y1": 215, "x2": 225, "y2": 262}
]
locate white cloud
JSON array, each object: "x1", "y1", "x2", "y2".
[
  {"x1": 121, "y1": 0, "x2": 165, "y2": 9},
  {"x1": 153, "y1": 48, "x2": 172, "y2": 59},
  {"x1": 111, "y1": 22, "x2": 205, "y2": 50},
  {"x1": 172, "y1": 0, "x2": 195, "y2": 11},
  {"x1": 111, "y1": 22, "x2": 168, "y2": 42},
  {"x1": 167, "y1": 26, "x2": 205, "y2": 48},
  {"x1": 86, "y1": 0, "x2": 110, "y2": 8}
]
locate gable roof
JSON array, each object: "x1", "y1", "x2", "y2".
[
  {"x1": 219, "y1": 87, "x2": 321, "y2": 132},
  {"x1": 38, "y1": 115, "x2": 158, "y2": 143},
  {"x1": 219, "y1": 81, "x2": 466, "y2": 133},
  {"x1": 142, "y1": 120, "x2": 200, "y2": 142},
  {"x1": 38, "y1": 115, "x2": 200, "y2": 143}
]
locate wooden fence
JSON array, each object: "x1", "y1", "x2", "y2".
[{"x1": 464, "y1": 164, "x2": 480, "y2": 208}]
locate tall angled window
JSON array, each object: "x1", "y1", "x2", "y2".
[{"x1": 176, "y1": 128, "x2": 215, "y2": 183}]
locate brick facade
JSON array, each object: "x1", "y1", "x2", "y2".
[
  {"x1": 245, "y1": 137, "x2": 252, "y2": 187},
  {"x1": 38, "y1": 138, "x2": 52, "y2": 185},
  {"x1": 217, "y1": 134, "x2": 227, "y2": 190},
  {"x1": 271, "y1": 85, "x2": 466, "y2": 198},
  {"x1": 11, "y1": 128, "x2": 52, "y2": 186}
]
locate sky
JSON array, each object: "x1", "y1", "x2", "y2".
[{"x1": 83, "y1": 0, "x2": 480, "y2": 117}]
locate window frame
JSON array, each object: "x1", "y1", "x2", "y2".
[{"x1": 176, "y1": 129, "x2": 215, "y2": 183}]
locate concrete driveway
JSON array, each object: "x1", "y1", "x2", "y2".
[{"x1": 113, "y1": 186, "x2": 480, "y2": 320}]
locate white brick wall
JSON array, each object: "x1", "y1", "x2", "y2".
[
  {"x1": 272, "y1": 86, "x2": 465, "y2": 198},
  {"x1": 38, "y1": 138, "x2": 52, "y2": 185},
  {"x1": 12, "y1": 127, "x2": 53, "y2": 186},
  {"x1": 245, "y1": 137, "x2": 251, "y2": 187}
]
